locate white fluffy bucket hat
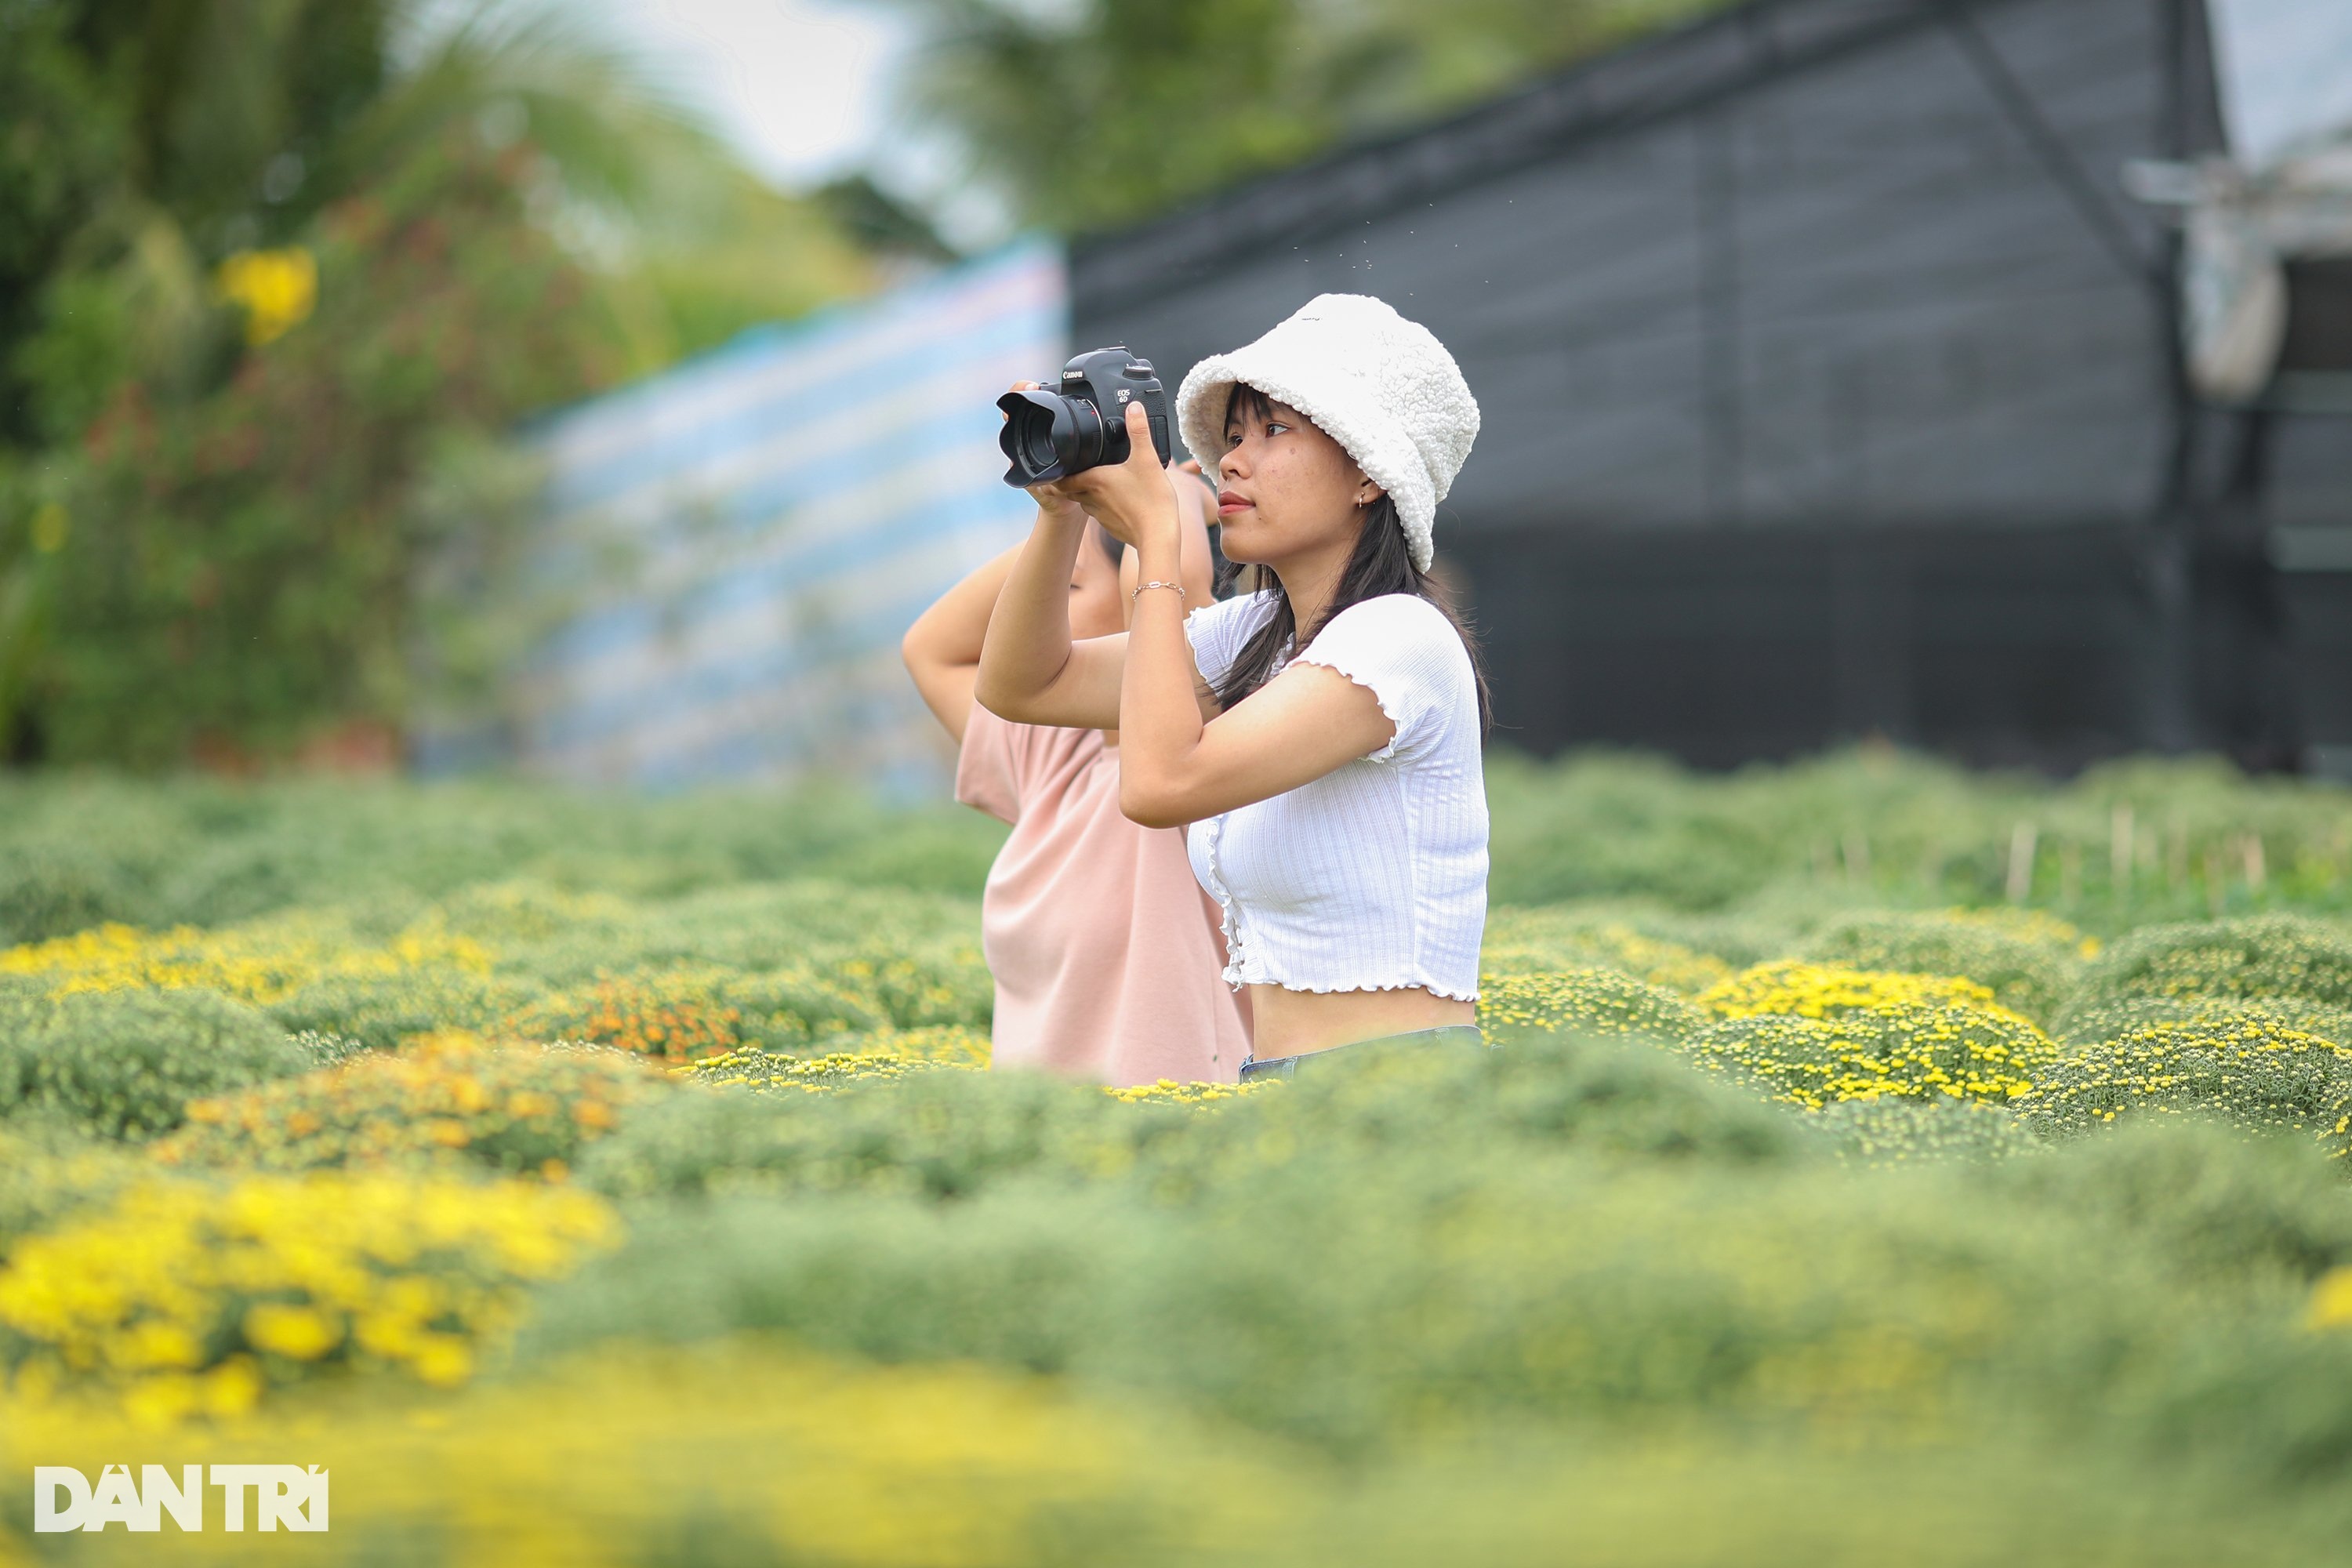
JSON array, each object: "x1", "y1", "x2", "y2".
[{"x1": 1174, "y1": 293, "x2": 1479, "y2": 572}]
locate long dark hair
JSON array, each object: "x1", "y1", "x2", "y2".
[{"x1": 1210, "y1": 386, "x2": 1491, "y2": 730}]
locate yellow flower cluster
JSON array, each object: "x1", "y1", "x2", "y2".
[
  {"x1": 0, "y1": 916, "x2": 492, "y2": 1007},
  {"x1": 1699, "y1": 960, "x2": 1998, "y2": 1020},
  {"x1": 1478, "y1": 967, "x2": 1701, "y2": 1041},
  {"x1": 1478, "y1": 913, "x2": 1732, "y2": 994},
  {"x1": 2309, "y1": 1267, "x2": 2352, "y2": 1330},
  {"x1": 0, "y1": 1173, "x2": 621, "y2": 1425},
  {"x1": 1685, "y1": 997, "x2": 2056, "y2": 1112},
  {"x1": 152, "y1": 1033, "x2": 671, "y2": 1178},
  {"x1": 1103, "y1": 1078, "x2": 1274, "y2": 1105},
  {"x1": 678, "y1": 1044, "x2": 989, "y2": 1094},
  {"x1": 214, "y1": 246, "x2": 317, "y2": 345},
  {"x1": 2020, "y1": 1018, "x2": 2352, "y2": 1157}
]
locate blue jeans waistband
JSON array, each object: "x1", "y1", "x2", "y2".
[{"x1": 1237, "y1": 1024, "x2": 1490, "y2": 1083}]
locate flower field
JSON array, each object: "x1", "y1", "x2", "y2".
[{"x1": 5, "y1": 750, "x2": 2352, "y2": 1564}]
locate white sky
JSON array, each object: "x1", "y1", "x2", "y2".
[
  {"x1": 590, "y1": 0, "x2": 909, "y2": 187},
  {"x1": 2209, "y1": 0, "x2": 2352, "y2": 169},
  {"x1": 402, "y1": 0, "x2": 1009, "y2": 244},
  {"x1": 583, "y1": 0, "x2": 1011, "y2": 245}
]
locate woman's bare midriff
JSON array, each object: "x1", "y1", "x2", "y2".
[{"x1": 1244, "y1": 983, "x2": 1475, "y2": 1062}]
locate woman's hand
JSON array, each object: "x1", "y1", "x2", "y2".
[{"x1": 1052, "y1": 399, "x2": 1181, "y2": 552}]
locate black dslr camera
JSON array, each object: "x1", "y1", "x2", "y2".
[{"x1": 997, "y1": 346, "x2": 1171, "y2": 486}]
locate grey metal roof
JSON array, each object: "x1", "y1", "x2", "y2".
[{"x1": 1076, "y1": 0, "x2": 2212, "y2": 318}]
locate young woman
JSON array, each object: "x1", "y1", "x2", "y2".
[
  {"x1": 901, "y1": 448, "x2": 1247, "y2": 1085},
  {"x1": 975, "y1": 295, "x2": 1489, "y2": 1080}
]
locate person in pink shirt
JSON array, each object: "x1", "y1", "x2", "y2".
[{"x1": 901, "y1": 467, "x2": 1247, "y2": 1086}]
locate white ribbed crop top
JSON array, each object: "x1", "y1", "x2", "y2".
[{"x1": 1182, "y1": 590, "x2": 1489, "y2": 1000}]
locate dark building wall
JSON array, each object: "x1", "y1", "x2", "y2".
[
  {"x1": 2260, "y1": 411, "x2": 2352, "y2": 775},
  {"x1": 1071, "y1": 0, "x2": 2347, "y2": 772}
]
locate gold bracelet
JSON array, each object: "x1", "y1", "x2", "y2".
[{"x1": 1131, "y1": 580, "x2": 1184, "y2": 601}]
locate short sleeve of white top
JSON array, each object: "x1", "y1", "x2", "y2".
[{"x1": 1183, "y1": 590, "x2": 1489, "y2": 1000}]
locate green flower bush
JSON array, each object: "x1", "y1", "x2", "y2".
[
  {"x1": 583, "y1": 1069, "x2": 1145, "y2": 1202},
  {"x1": 2056, "y1": 914, "x2": 2352, "y2": 1039},
  {"x1": 528, "y1": 1065, "x2": 2352, "y2": 1471},
  {"x1": 1801, "y1": 909, "x2": 2082, "y2": 1022},
  {"x1": 0, "y1": 988, "x2": 308, "y2": 1139},
  {"x1": 1683, "y1": 1000, "x2": 2058, "y2": 1111},
  {"x1": 1476, "y1": 909, "x2": 1733, "y2": 993},
  {"x1": 0, "y1": 842, "x2": 142, "y2": 947},
  {"x1": 267, "y1": 968, "x2": 546, "y2": 1054},
  {"x1": 1811, "y1": 1095, "x2": 2043, "y2": 1167},
  {"x1": 1475, "y1": 967, "x2": 1704, "y2": 1044},
  {"x1": 2020, "y1": 1016, "x2": 2352, "y2": 1158},
  {"x1": 2052, "y1": 994, "x2": 2352, "y2": 1050},
  {"x1": 152, "y1": 1036, "x2": 675, "y2": 1178}
]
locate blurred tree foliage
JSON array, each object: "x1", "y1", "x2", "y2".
[
  {"x1": 864, "y1": 0, "x2": 1733, "y2": 232},
  {"x1": 0, "y1": 0, "x2": 877, "y2": 768}
]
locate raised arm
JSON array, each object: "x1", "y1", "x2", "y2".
[
  {"x1": 1058, "y1": 401, "x2": 1396, "y2": 830},
  {"x1": 899, "y1": 543, "x2": 1023, "y2": 745},
  {"x1": 972, "y1": 496, "x2": 1130, "y2": 731},
  {"x1": 975, "y1": 467, "x2": 1221, "y2": 732}
]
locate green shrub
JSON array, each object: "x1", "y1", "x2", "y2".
[
  {"x1": 720, "y1": 967, "x2": 896, "y2": 1048},
  {"x1": 1802, "y1": 910, "x2": 2080, "y2": 1021},
  {"x1": 484, "y1": 880, "x2": 989, "y2": 990},
  {"x1": 1453, "y1": 1031, "x2": 1808, "y2": 1166},
  {"x1": 0, "y1": 1122, "x2": 145, "y2": 1258},
  {"x1": 1812, "y1": 1094, "x2": 2040, "y2": 1167},
  {"x1": 0, "y1": 841, "x2": 144, "y2": 946},
  {"x1": 425, "y1": 880, "x2": 640, "y2": 946},
  {"x1": 2020, "y1": 1017, "x2": 2352, "y2": 1159},
  {"x1": 1993, "y1": 1120, "x2": 2352, "y2": 1287},
  {"x1": 2053, "y1": 993, "x2": 2352, "y2": 1050},
  {"x1": 266, "y1": 967, "x2": 546, "y2": 1053},
  {"x1": 1477, "y1": 967, "x2": 1704, "y2": 1043},
  {"x1": 582, "y1": 1069, "x2": 1148, "y2": 1201},
  {"x1": 529, "y1": 1118, "x2": 2299, "y2": 1462},
  {"x1": 2058, "y1": 915, "x2": 2352, "y2": 1040},
  {"x1": 592, "y1": 1029, "x2": 1804, "y2": 1214},
  {"x1": 0, "y1": 988, "x2": 309, "y2": 1138}
]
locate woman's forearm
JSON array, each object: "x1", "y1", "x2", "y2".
[
  {"x1": 973, "y1": 504, "x2": 1087, "y2": 720},
  {"x1": 1117, "y1": 524, "x2": 1207, "y2": 826}
]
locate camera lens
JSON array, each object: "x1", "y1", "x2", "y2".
[
  {"x1": 1016, "y1": 408, "x2": 1059, "y2": 474},
  {"x1": 1063, "y1": 398, "x2": 1105, "y2": 471},
  {"x1": 996, "y1": 385, "x2": 1117, "y2": 485}
]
